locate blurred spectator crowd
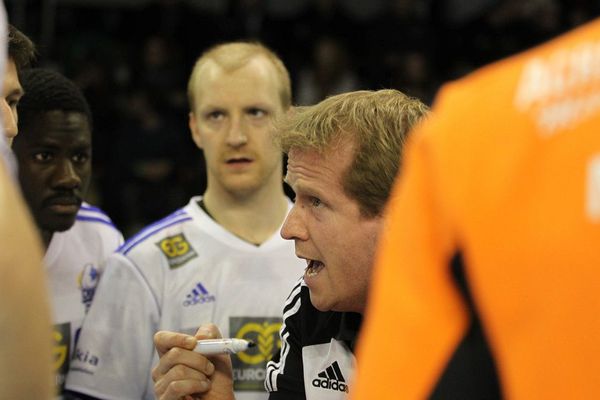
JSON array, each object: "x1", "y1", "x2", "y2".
[{"x1": 6, "y1": 0, "x2": 598, "y2": 237}]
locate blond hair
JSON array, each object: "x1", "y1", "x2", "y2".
[
  {"x1": 275, "y1": 89, "x2": 429, "y2": 217},
  {"x1": 187, "y1": 41, "x2": 291, "y2": 111}
]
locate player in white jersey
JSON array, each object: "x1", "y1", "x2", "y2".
[
  {"x1": 67, "y1": 196, "x2": 301, "y2": 399},
  {"x1": 11, "y1": 68, "x2": 124, "y2": 397},
  {"x1": 48, "y1": 203, "x2": 123, "y2": 394},
  {"x1": 66, "y1": 42, "x2": 304, "y2": 399}
]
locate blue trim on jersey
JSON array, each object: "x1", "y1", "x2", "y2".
[
  {"x1": 80, "y1": 204, "x2": 102, "y2": 213},
  {"x1": 118, "y1": 209, "x2": 190, "y2": 255},
  {"x1": 78, "y1": 208, "x2": 112, "y2": 219},
  {"x1": 75, "y1": 215, "x2": 118, "y2": 228},
  {"x1": 120, "y1": 217, "x2": 192, "y2": 255},
  {"x1": 77, "y1": 204, "x2": 115, "y2": 225}
]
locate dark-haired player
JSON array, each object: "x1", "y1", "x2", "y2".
[
  {"x1": 1, "y1": 24, "x2": 35, "y2": 146},
  {"x1": 11, "y1": 68, "x2": 123, "y2": 397}
]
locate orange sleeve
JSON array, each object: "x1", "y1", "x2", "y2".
[{"x1": 353, "y1": 17, "x2": 600, "y2": 399}]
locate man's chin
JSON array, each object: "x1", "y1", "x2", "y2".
[
  {"x1": 41, "y1": 216, "x2": 78, "y2": 233},
  {"x1": 221, "y1": 174, "x2": 264, "y2": 195},
  {"x1": 308, "y1": 292, "x2": 333, "y2": 313}
]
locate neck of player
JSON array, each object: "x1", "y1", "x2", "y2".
[
  {"x1": 41, "y1": 230, "x2": 53, "y2": 250},
  {"x1": 202, "y1": 181, "x2": 288, "y2": 246}
]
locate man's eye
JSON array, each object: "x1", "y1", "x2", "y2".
[
  {"x1": 248, "y1": 108, "x2": 266, "y2": 118},
  {"x1": 207, "y1": 111, "x2": 224, "y2": 121},
  {"x1": 311, "y1": 197, "x2": 322, "y2": 207},
  {"x1": 34, "y1": 152, "x2": 52, "y2": 162},
  {"x1": 73, "y1": 153, "x2": 90, "y2": 163},
  {"x1": 7, "y1": 95, "x2": 21, "y2": 109}
]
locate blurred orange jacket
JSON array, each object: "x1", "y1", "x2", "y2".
[{"x1": 353, "y1": 17, "x2": 600, "y2": 400}]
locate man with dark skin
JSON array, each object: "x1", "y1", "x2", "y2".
[
  {"x1": 12, "y1": 68, "x2": 94, "y2": 247},
  {"x1": 12, "y1": 68, "x2": 123, "y2": 396}
]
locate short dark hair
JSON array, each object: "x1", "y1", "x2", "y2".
[
  {"x1": 17, "y1": 68, "x2": 93, "y2": 133},
  {"x1": 7, "y1": 24, "x2": 35, "y2": 70}
]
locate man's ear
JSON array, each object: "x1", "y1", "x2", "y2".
[
  {"x1": 285, "y1": 106, "x2": 295, "y2": 118},
  {"x1": 189, "y1": 112, "x2": 203, "y2": 149}
]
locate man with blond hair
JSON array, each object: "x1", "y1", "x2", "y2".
[
  {"x1": 65, "y1": 42, "x2": 304, "y2": 400},
  {"x1": 151, "y1": 89, "x2": 429, "y2": 400}
]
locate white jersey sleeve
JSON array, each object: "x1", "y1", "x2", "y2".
[{"x1": 65, "y1": 251, "x2": 161, "y2": 399}]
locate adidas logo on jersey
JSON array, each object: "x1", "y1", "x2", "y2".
[
  {"x1": 183, "y1": 282, "x2": 216, "y2": 307},
  {"x1": 311, "y1": 361, "x2": 349, "y2": 393}
]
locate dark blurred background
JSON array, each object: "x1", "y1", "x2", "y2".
[{"x1": 6, "y1": 0, "x2": 598, "y2": 237}]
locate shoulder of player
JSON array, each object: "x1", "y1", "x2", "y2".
[
  {"x1": 435, "y1": 18, "x2": 600, "y2": 121},
  {"x1": 76, "y1": 203, "x2": 122, "y2": 234},
  {"x1": 62, "y1": 205, "x2": 123, "y2": 250},
  {"x1": 116, "y1": 208, "x2": 194, "y2": 259}
]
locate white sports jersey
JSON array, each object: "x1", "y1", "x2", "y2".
[
  {"x1": 48, "y1": 203, "x2": 123, "y2": 397},
  {"x1": 66, "y1": 196, "x2": 305, "y2": 400}
]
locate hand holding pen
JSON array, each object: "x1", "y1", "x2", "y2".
[
  {"x1": 194, "y1": 338, "x2": 256, "y2": 355},
  {"x1": 153, "y1": 323, "x2": 235, "y2": 400}
]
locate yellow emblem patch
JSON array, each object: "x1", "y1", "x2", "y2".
[
  {"x1": 230, "y1": 317, "x2": 282, "y2": 391},
  {"x1": 52, "y1": 322, "x2": 71, "y2": 394},
  {"x1": 156, "y1": 233, "x2": 197, "y2": 269}
]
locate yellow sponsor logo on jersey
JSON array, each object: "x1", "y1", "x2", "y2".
[
  {"x1": 52, "y1": 322, "x2": 71, "y2": 394},
  {"x1": 53, "y1": 330, "x2": 68, "y2": 371},
  {"x1": 230, "y1": 317, "x2": 283, "y2": 391},
  {"x1": 156, "y1": 233, "x2": 197, "y2": 269},
  {"x1": 235, "y1": 321, "x2": 282, "y2": 365}
]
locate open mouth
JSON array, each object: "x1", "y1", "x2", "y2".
[{"x1": 306, "y1": 260, "x2": 325, "y2": 277}]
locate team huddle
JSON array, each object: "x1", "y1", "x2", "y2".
[{"x1": 3, "y1": 7, "x2": 600, "y2": 400}]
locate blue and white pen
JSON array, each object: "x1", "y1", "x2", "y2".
[{"x1": 194, "y1": 338, "x2": 255, "y2": 355}]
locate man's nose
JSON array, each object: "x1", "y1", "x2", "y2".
[
  {"x1": 0, "y1": 101, "x2": 17, "y2": 144},
  {"x1": 53, "y1": 160, "x2": 81, "y2": 189},
  {"x1": 225, "y1": 116, "x2": 248, "y2": 147},
  {"x1": 280, "y1": 205, "x2": 309, "y2": 242}
]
